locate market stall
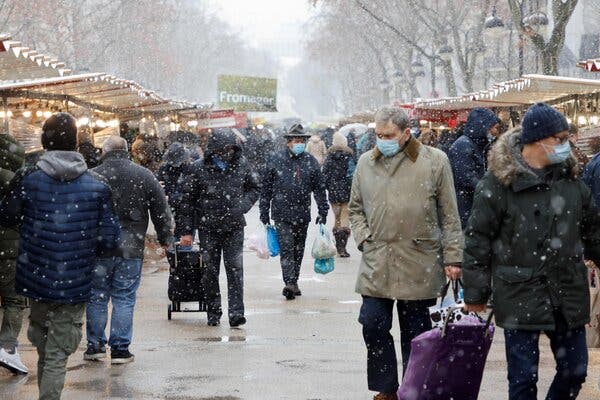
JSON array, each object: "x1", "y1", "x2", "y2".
[{"x1": 407, "y1": 74, "x2": 600, "y2": 153}]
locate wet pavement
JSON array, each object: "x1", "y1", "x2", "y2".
[{"x1": 1, "y1": 205, "x2": 600, "y2": 399}]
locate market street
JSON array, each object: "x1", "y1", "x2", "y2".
[{"x1": 0, "y1": 205, "x2": 598, "y2": 400}]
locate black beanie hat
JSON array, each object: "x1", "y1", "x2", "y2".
[{"x1": 41, "y1": 113, "x2": 78, "y2": 151}]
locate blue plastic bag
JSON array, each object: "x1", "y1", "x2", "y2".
[
  {"x1": 314, "y1": 257, "x2": 335, "y2": 274},
  {"x1": 266, "y1": 225, "x2": 280, "y2": 257}
]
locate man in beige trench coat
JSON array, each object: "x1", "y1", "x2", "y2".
[{"x1": 349, "y1": 107, "x2": 463, "y2": 400}]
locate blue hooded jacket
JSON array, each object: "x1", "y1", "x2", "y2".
[
  {"x1": 448, "y1": 108, "x2": 499, "y2": 228},
  {"x1": 0, "y1": 151, "x2": 120, "y2": 303}
]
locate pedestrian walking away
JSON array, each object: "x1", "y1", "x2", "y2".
[
  {"x1": 448, "y1": 107, "x2": 500, "y2": 228},
  {"x1": 322, "y1": 131, "x2": 353, "y2": 258},
  {"x1": 306, "y1": 134, "x2": 327, "y2": 165},
  {"x1": 177, "y1": 128, "x2": 260, "y2": 327},
  {"x1": 86, "y1": 136, "x2": 173, "y2": 364},
  {"x1": 0, "y1": 132, "x2": 28, "y2": 375},
  {"x1": 0, "y1": 113, "x2": 120, "y2": 400},
  {"x1": 156, "y1": 141, "x2": 192, "y2": 214},
  {"x1": 349, "y1": 107, "x2": 463, "y2": 400},
  {"x1": 463, "y1": 103, "x2": 600, "y2": 400},
  {"x1": 260, "y1": 123, "x2": 329, "y2": 300}
]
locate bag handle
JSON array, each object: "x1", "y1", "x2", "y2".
[
  {"x1": 439, "y1": 279, "x2": 462, "y2": 303},
  {"x1": 441, "y1": 305, "x2": 495, "y2": 338}
]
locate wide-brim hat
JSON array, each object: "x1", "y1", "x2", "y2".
[{"x1": 283, "y1": 123, "x2": 311, "y2": 138}]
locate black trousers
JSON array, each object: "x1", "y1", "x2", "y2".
[
  {"x1": 358, "y1": 295, "x2": 436, "y2": 393},
  {"x1": 276, "y1": 221, "x2": 309, "y2": 286},
  {"x1": 198, "y1": 229, "x2": 244, "y2": 321}
]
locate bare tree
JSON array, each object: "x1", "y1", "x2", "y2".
[{"x1": 508, "y1": 0, "x2": 578, "y2": 75}]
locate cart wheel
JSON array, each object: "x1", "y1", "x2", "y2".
[{"x1": 167, "y1": 304, "x2": 172, "y2": 320}]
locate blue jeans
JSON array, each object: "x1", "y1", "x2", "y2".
[
  {"x1": 358, "y1": 296, "x2": 436, "y2": 394},
  {"x1": 86, "y1": 257, "x2": 143, "y2": 351},
  {"x1": 504, "y1": 312, "x2": 588, "y2": 400}
]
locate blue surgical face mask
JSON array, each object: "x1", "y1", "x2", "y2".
[
  {"x1": 212, "y1": 155, "x2": 228, "y2": 171},
  {"x1": 542, "y1": 141, "x2": 571, "y2": 164},
  {"x1": 291, "y1": 143, "x2": 306, "y2": 155},
  {"x1": 376, "y1": 138, "x2": 400, "y2": 157}
]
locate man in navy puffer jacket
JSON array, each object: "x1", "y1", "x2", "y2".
[
  {"x1": 448, "y1": 108, "x2": 500, "y2": 228},
  {"x1": 0, "y1": 113, "x2": 120, "y2": 400}
]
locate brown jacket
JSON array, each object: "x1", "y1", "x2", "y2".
[{"x1": 349, "y1": 138, "x2": 463, "y2": 300}]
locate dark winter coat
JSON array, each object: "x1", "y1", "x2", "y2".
[
  {"x1": 260, "y1": 149, "x2": 329, "y2": 225},
  {"x1": 78, "y1": 140, "x2": 102, "y2": 168},
  {"x1": 448, "y1": 108, "x2": 499, "y2": 228},
  {"x1": 0, "y1": 151, "x2": 120, "y2": 303},
  {"x1": 0, "y1": 134, "x2": 25, "y2": 259},
  {"x1": 583, "y1": 153, "x2": 600, "y2": 207},
  {"x1": 322, "y1": 145, "x2": 353, "y2": 204},
  {"x1": 177, "y1": 129, "x2": 260, "y2": 234},
  {"x1": 321, "y1": 128, "x2": 335, "y2": 149},
  {"x1": 94, "y1": 150, "x2": 173, "y2": 259},
  {"x1": 156, "y1": 145, "x2": 192, "y2": 212},
  {"x1": 463, "y1": 129, "x2": 600, "y2": 330}
]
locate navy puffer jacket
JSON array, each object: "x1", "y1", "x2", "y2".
[
  {"x1": 0, "y1": 151, "x2": 120, "y2": 303},
  {"x1": 448, "y1": 108, "x2": 499, "y2": 228}
]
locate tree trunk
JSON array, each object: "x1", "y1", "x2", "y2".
[
  {"x1": 442, "y1": 60, "x2": 457, "y2": 97},
  {"x1": 542, "y1": 49, "x2": 559, "y2": 75}
]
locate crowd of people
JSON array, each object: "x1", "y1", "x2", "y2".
[{"x1": 0, "y1": 102, "x2": 599, "y2": 399}]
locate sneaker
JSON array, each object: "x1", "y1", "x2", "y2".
[
  {"x1": 83, "y1": 346, "x2": 107, "y2": 361},
  {"x1": 282, "y1": 285, "x2": 296, "y2": 300},
  {"x1": 207, "y1": 316, "x2": 221, "y2": 326},
  {"x1": 229, "y1": 315, "x2": 246, "y2": 327},
  {"x1": 111, "y1": 349, "x2": 134, "y2": 365},
  {"x1": 292, "y1": 283, "x2": 302, "y2": 296},
  {"x1": 0, "y1": 348, "x2": 29, "y2": 374}
]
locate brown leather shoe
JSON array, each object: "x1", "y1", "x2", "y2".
[{"x1": 373, "y1": 393, "x2": 398, "y2": 400}]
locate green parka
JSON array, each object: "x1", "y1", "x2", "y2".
[
  {"x1": 0, "y1": 134, "x2": 25, "y2": 259},
  {"x1": 463, "y1": 129, "x2": 600, "y2": 330}
]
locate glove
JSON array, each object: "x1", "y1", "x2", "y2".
[
  {"x1": 316, "y1": 215, "x2": 326, "y2": 225},
  {"x1": 260, "y1": 214, "x2": 270, "y2": 225}
]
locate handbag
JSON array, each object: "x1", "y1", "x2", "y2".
[
  {"x1": 429, "y1": 279, "x2": 481, "y2": 329},
  {"x1": 398, "y1": 308, "x2": 495, "y2": 400},
  {"x1": 587, "y1": 264, "x2": 600, "y2": 348}
]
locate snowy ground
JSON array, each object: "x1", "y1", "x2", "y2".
[{"x1": 1, "y1": 204, "x2": 599, "y2": 399}]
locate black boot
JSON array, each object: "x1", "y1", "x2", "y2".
[{"x1": 338, "y1": 228, "x2": 350, "y2": 258}]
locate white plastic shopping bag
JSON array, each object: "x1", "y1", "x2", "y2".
[
  {"x1": 311, "y1": 223, "x2": 337, "y2": 259},
  {"x1": 248, "y1": 226, "x2": 270, "y2": 260}
]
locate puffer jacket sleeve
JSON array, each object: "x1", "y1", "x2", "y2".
[
  {"x1": 436, "y1": 153, "x2": 464, "y2": 265},
  {"x1": 240, "y1": 161, "x2": 260, "y2": 214},
  {"x1": 463, "y1": 173, "x2": 505, "y2": 305},
  {"x1": 97, "y1": 185, "x2": 121, "y2": 250},
  {"x1": 310, "y1": 158, "x2": 329, "y2": 218},
  {"x1": 348, "y1": 158, "x2": 371, "y2": 248},
  {"x1": 259, "y1": 156, "x2": 276, "y2": 222},
  {"x1": 147, "y1": 171, "x2": 174, "y2": 247},
  {"x1": 580, "y1": 181, "x2": 600, "y2": 265}
]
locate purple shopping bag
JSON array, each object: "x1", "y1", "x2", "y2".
[{"x1": 398, "y1": 310, "x2": 495, "y2": 400}]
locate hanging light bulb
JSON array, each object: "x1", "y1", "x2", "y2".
[
  {"x1": 187, "y1": 120, "x2": 198, "y2": 128},
  {"x1": 36, "y1": 110, "x2": 43, "y2": 118},
  {"x1": 76, "y1": 117, "x2": 90, "y2": 127},
  {"x1": 108, "y1": 119, "x2": 120, "y2": 128},
  {"x1": 43, "y1": 111, "x2": 52, "y2": 118},
  {"x1": 578, "y1": 115, "x2": 588, "y2": 126},
  {"x1": 22, "y1": 110, "x2": 32, "y2": 118},
  {"x1": 95, "y1": 119, "x2": 107, "y2": 128}
]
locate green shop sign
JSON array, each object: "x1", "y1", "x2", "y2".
[{"x1": 218, "y1": 74, "x2": 277, "y2": 112}]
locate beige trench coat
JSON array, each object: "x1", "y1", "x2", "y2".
[{"x1": 349, "y1": 138, "x2": 463, "y2": 300}]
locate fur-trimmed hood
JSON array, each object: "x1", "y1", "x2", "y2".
[
  {"x1": 488, "y1": 128, "x2": 579, "y2": 188},
  {"x1": 328, "y1": 144, "x2": 353, "y2": 155}
]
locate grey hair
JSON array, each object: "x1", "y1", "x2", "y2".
[
  {"x1": 374, "y1": 107, "x2": 409, "y2": 130},
  {"x1": 102, "y1": 135, "x2": 128, "y2": 153}
]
